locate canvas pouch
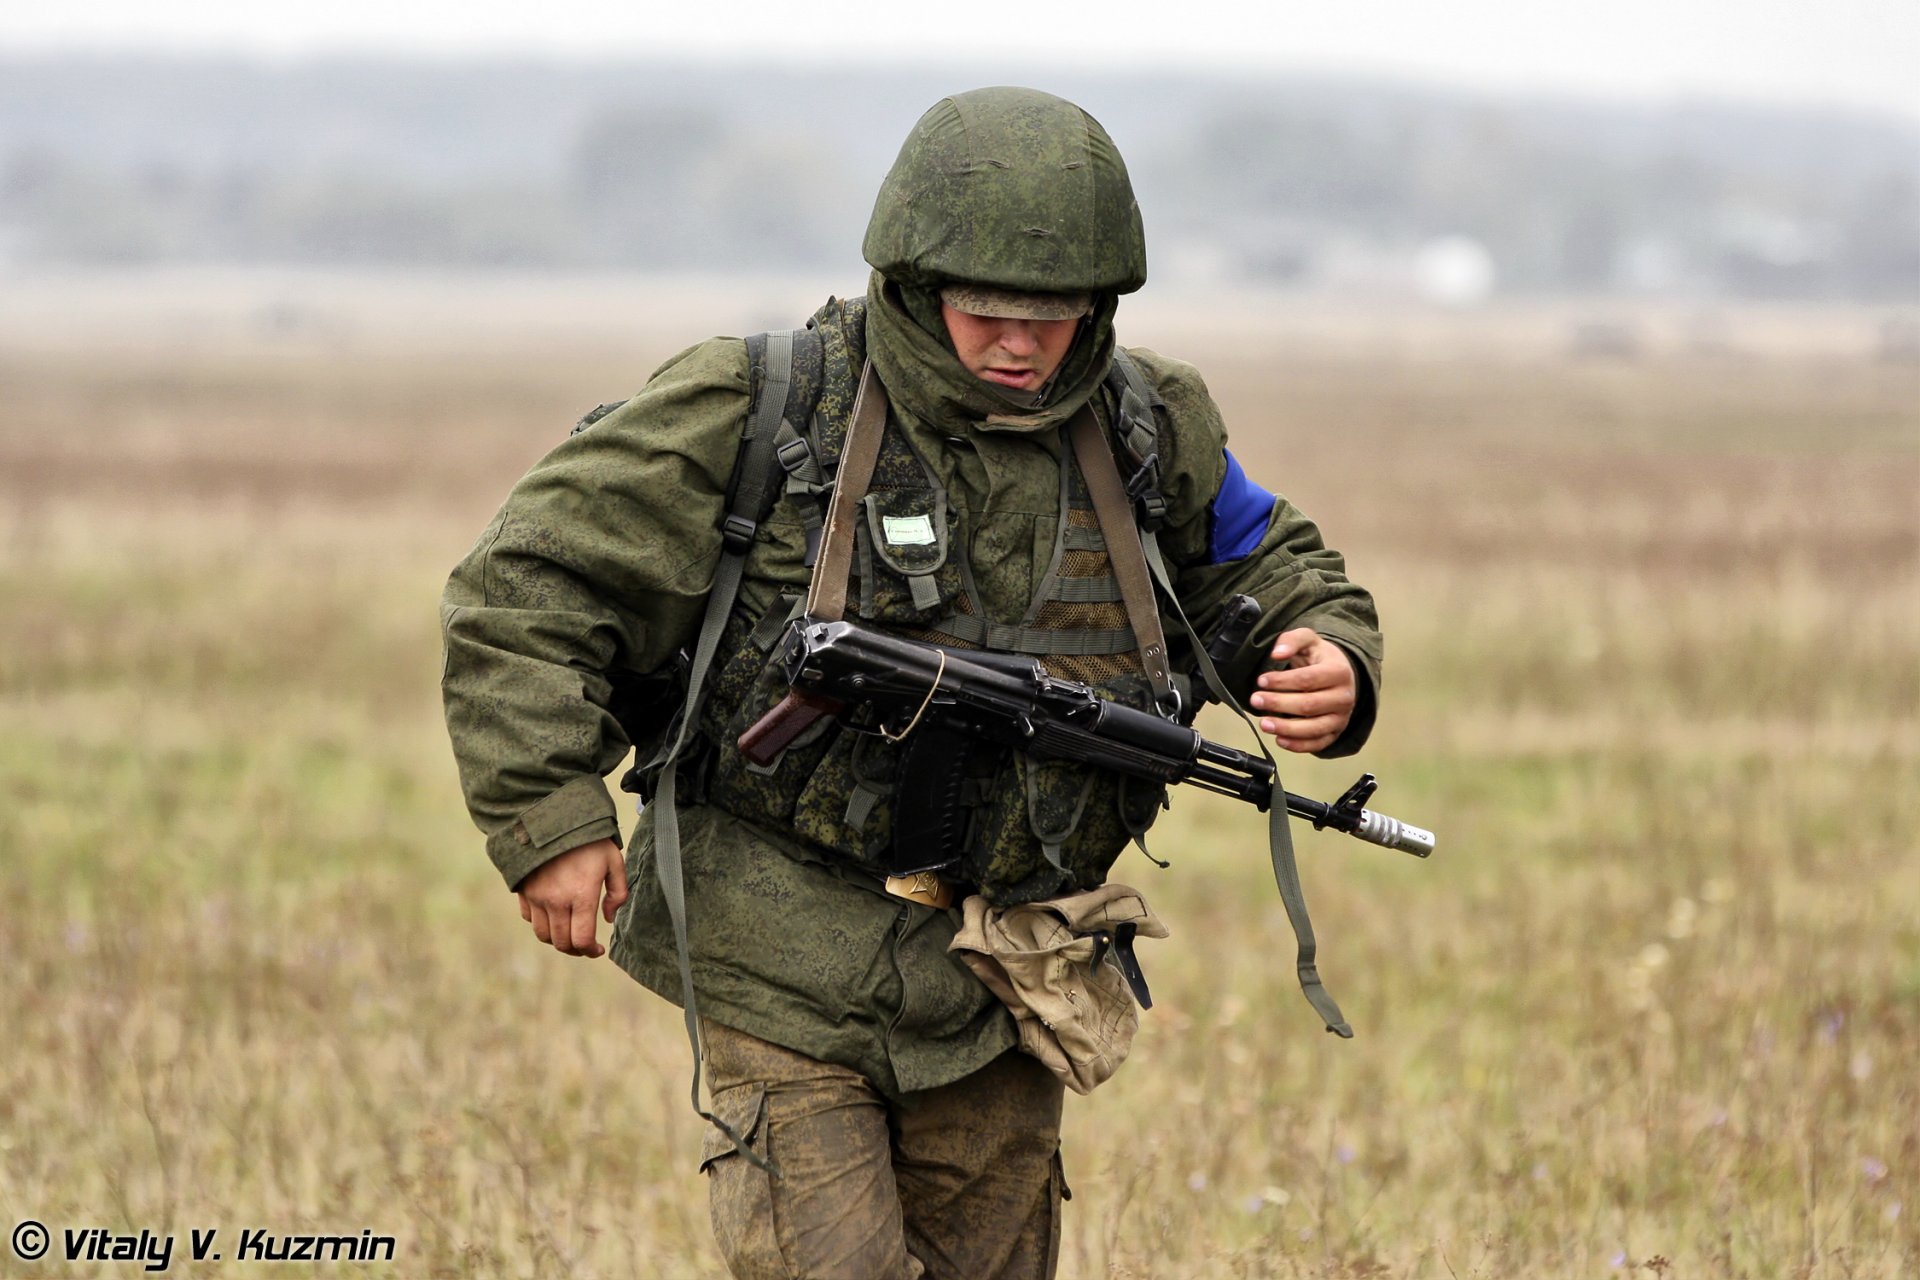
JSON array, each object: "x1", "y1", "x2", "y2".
[{"x1": 948, "y1": 883, "x2": 1169, "y2": 1094}]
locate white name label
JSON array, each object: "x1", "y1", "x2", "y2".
[{"x1": 882, "y1": 514, "x2": 937, "y2": 546}]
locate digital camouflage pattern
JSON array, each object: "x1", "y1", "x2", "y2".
[
  {"x1": 702, "y1": 298, "x2": 1168, "y2": 903},
  {"x1": 440, "y1": 275, "x2": 1383, "y2": 1096},
  {"x1": 699, "y1": 1019, "x2": 1064, "y2": 1279},
  {"x1": 864, "y1": 87, "x2": 1148, "y2": 297}
]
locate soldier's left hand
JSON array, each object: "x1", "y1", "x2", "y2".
[{"x1": 1251, "y1": 628, "x2": 1355, "y2": 754}]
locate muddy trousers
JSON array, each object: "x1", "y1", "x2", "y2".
[{"x1": 699, "y1": 1020, "x2": 1067, "y2": 1280}]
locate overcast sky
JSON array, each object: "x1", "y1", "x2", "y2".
[{"x1": 5, "y1": 0, "x2": 1916, "y2": 122}]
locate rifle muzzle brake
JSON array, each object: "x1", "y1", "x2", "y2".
[{"x1": 1346, "y1": 810, "x2": 1436, "y2": 858}]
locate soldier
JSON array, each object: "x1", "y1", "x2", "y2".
[{"x1": 442, "y1": 87, "x2": 1382, "y2": 1279}]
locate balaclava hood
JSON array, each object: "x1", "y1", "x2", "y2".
[{"x1": 864, "y1": 272, "x2": 1120, "y2": 437}]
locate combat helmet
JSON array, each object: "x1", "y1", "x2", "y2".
[{"x1": 863, "y1": 87, "x2": 1147, "y2": 297}]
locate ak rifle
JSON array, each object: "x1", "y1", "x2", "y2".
[{"x1": 740, "y1": 614, "x2": 1435, "y2": 860}]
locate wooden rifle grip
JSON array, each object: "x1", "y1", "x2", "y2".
[{"x1": 737, "y1": 690, "x2": 842, "y2": 767}]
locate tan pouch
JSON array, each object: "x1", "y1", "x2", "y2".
[{"x1": 948, "y1": 884, "x2": 1169, "y2": 1095}]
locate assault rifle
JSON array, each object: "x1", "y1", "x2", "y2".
[{"x1": 740, "y1": 615, "x2": 1435, "y2": 864}]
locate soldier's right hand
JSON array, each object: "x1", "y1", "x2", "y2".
[{"x1": 516, "y1": 837, "x2": 630, "y2": 958}]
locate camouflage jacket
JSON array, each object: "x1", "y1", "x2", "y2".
[{"x1": 440, "y1": 292, "x2": 1383, "y2": 1097}]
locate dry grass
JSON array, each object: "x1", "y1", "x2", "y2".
[{"x1": 2, "y1": 279, "x2": 1915, "y2": 1278}]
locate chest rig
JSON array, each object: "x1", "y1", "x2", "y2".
[{"x1": 693, "y1": 297, "x2": 1179, "y2": 905}]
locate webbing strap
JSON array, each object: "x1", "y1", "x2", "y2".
[
  {"x1": 1061, "y1": 525, "x2": 1108, "y2": 551},
  {"x1": 1108, "y1": 352, "x2": 1170, "y2": 529},
  {"x1": 1139, "y1": 533, "x2": 1351, "y2": 1037},
  {"x1": 1045, "y1": 574, "x2": 1125, "y2": 604},
  {"x1": 722, "y1": 330, "x2": 794, "y2": 550},
  {"x1": 648, "y1": 328, "x2": 802, "y2": 1174},
  {"x1": 932, "y1": 611, "x2": 1137, "y2": 655},
  {"x1": 906, "y1": 573, "x2": 942, "y2": 611},
  {"x1": 1068, "y1": 408, "x2": 1177, "y2": 712},
  {"x1": 774, "y1": 421, "x2": 826, "y2": 566},
  {"x1": 1110, "y1": 351, "x2": 1162, "y2": 463},
  {"x1": 806, "y1": 362, "x2": 888, "y2": 624}
]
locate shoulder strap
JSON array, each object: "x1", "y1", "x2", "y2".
[
  {"x1": 1067, "y1": 407, "x2": 1177, "y2": 714},
  {"x1": 647, "y1": 325, "x2": 819, "y2": 1174},
  {"x1": 1106, "y1": 350, "x2": 1168, "y2": 530},
  {"x1": 769, "y1": 324, "x2": 829, "y2": 565},
  {"x1": 720, "y1": 330, "x2": 802, "y2": 551},
  {"x1": 805, "y1": 360, "x2": 890, "y2": 623}
]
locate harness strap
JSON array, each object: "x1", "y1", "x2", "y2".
[
  {"x1": 1045, "y1": 574, "x2": 1125, "y2": 604},
  {"x1": 806, "y1": 361, "x2": 889, "y2": 624},
  {"x1": 1061, "y1": 525, "x2": 1108, "y2": 551},
  {"x1": 931, "y1": 611, "x2": 1136, "y2": 655},
  {"x1": 1068, "y1": 407, "x2": 1178, "y2": 714},
  {"x1": 716, "y1": 331, "x2": 794, "y2": 557}
]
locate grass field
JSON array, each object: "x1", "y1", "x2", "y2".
[{"x1": 2, "y1": 277, "x2": 1916, "y2": 1277}]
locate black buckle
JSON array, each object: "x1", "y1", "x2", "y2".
[
  {"x1": 1122, "y1": 451, "x2": 1159, "y2": 501},
  {"x1": 721, "y1": 513, "x2": 758, "y2": 553},
  {"x1": 1123, "y1": 452, "x2": 1166, "y2": 530}
]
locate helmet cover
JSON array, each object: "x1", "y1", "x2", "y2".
[{"x1": 864, "y1": 86, "x2": 1148, "y2": 295}]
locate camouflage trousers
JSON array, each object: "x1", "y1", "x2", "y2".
[{"x1": 699, "y1": 1019, "x2": 1067, "y2": 1280}]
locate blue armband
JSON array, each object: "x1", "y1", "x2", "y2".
[{"x1": 1208, "y1": 449, "x2": 1277, "y2": 563}]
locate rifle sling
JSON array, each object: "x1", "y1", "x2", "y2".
[
  {"x1": 1137, "y1": 532, "x2": 1353, "y2": 1037},
  {"x1": 1078, "y1": 394, "x2": 1350, "y2": 1031}
]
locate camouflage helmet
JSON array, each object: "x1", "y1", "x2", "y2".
[{"x1": 863, "y1": 87, "x2": 1147, "y2": 296}]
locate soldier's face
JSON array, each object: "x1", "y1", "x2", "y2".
[{"x1": 940, "y1": 303, "x2": 1080, "y2": 394}]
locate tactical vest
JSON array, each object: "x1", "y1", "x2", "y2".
[{"x1": 695, "y1": 298, "x2": 1173, "y2": 905}]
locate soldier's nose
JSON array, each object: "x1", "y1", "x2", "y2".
[{"x1": 998, "y1": 322, "x2": 1039, "y2": 356}]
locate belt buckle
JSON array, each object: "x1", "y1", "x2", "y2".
[{"x1": 885, "y1": 871, "x2": 955, "y2": 909}]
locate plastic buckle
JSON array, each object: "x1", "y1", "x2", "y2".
[
  {"x1": 1124, "y1": 453, "x2": 1167, "y2": 530},
  {"x1": 1122, "y1": 451, "x2": 1160, "y2": 501},
  {"x1": 775, "y1": 435, "x2": 812, "y2": 475},
  {"x1": 721, "y1": 513, "x2": 758, "y2": 553}
]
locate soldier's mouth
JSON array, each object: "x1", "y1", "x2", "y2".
[{"x1": 982, "y1": 367, "x2": 1039, "y2": 389}]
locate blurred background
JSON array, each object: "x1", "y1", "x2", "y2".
[
  {"x1": 3, "y1": 3, "x2": 1916, "y2": 1278},
  {"x1": 3, "y1": 7, "x2": 1917, "y2": 304}
]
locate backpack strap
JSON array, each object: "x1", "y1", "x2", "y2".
[
  {"x1": 648, "y1": 325, "x2": 822, "y2": 1173},
  {"x1": 1106, "y1": 350, "x2": 1168, "y2": 531}
]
